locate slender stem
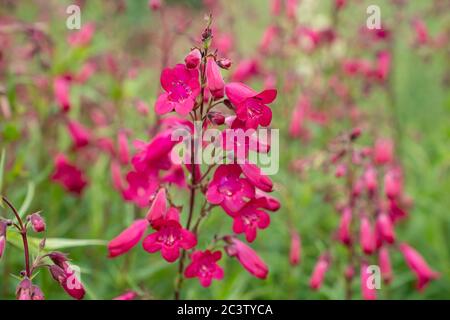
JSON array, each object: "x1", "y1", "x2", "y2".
[{"x1": 2, "y1": 196, "x2": 31, "y2": 278}]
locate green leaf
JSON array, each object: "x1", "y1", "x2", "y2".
[
  {"x1": 44, "y1": 238, "x2": 107, "y2": 250},
  {"x1": 18, "y1": 181, "x2": 35, "y2": 218}
]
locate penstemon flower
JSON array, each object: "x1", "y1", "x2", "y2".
[
  {"x1": 0, "y1": 196, "x2": 85, "y2": 300},
  {"x1": 108, "y1": 18, "x2": 279, "y2": 299}
]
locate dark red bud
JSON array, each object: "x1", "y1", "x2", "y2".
[
  {"x1": 29, "y1": 212, "x2": 46, "y2": 233},
  {"x1": 217, "y1": 58, "x2": 232, "y2": 70}
]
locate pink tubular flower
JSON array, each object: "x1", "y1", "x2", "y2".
[
  {"x1": 289, "y1": 231, "x2": 301, "y2": 266},
  {"x1": 384, "y1": 167, "x2": 403, "y2": 199},
  {"x1": 286, "y1": 0, "x2": 298, "y2": 20},
  {"x1": 16, "y1": 278, "x2": 44, "y2": 300},
  {"x1": 399, "y1": 243, "x2": 439, "y2": 291},
  {"x1": 142, "y1": 208, "x2": 197, "y2": 263},
  {"x1": 364, "y1": 166, "x2": 377, "y2": 193},
  {"x1": 155, "y1": 64, "x2": 200, "y2": 116},
  {"x1": 413, "y1": 19, "x2": 428, "y2": 45},
  {"x1": 231, "y1": 199, "x2": 271, "y2": 242},
  {"x1": 145, "y1": 188, "x2": 167, "y2": 229},
  {"x1": 231, "y1": 59, "x2": 260, "y2": 82},
  {"x1": 338, "y1": 207, "x2": 352, "y2": 245},
  {"x1": 379, "y1": 247, "x2": 393, "y2": 284},
  {"x1": 148, "y1": 0, "x2": 162, "y2": 11},
  {"x1": 0, "y1": 220, "x2": 7, "y2": 259},
  {"x1": 122, "y1": 170, "x2": 159, "y2": 208},
  {"x1": 360, "y1": 262, "x2": 377, "y2": 300},
  {"x1": 374, "y1": 138, "x2": 393, "y2": 165},
  {"x1": 270, "y1": 0, "x2": 281, "y2": 16},
  {"x1": 206, "y1": 164, "x2": 255, "y2": 213},
  {"x1": 225, "y1": 237, "x2": 268, "y2": 279},
  {"x1": 185, "y1": 48, "x2": 201, "y2": 69},
  {"x1": 241, "y1": 162, "x2": 273, "y2": 192},
  {"x1": 374, "y1": 51, "x2": 391, "y2": 81},
  {"x1": 184, "y1": 250, "x2": 224, "y2": 287},
  {"x1": 48, "y1": 253, "x2": 85, "y2": 300},
  {"x1": 117, "y1": 131, "x2": 130, "y2": 165},
  {"x1": 54, "y1": 76, "x2": 71, "y2": 112},
  {"x1": 360, "y1": 216, "x2": 375, "y2": 255},
  {"x1": 68, "y1": 23, "x2": 95, "y2": 47},
  {"x1": 67, "y1": 120, "x2": 90, "y2": 149},
  {"x1": 110, "y1": 161, "x2": 124, "y2": 191},
  {"x1": 51, "y1": 154, "x2": 88, "y2": 195},
  {"x1": 108, "y1": 219, "x2": 149, "y2": 258},
  {"x1": 113, "y1": 291, "x2": 137, "y2": 300},
  {"x1": 29, "y1": 212, "x2": 46, "y2": 233},
  {"x1": 225, "y1": 82, "x2": 277, "y2": 129},
  {"x1": 255, "y1": 190, "x2": 280, "y2": 211},
  {"x1": 309, "y1": 254, "x2": 330, "y2": 290},
  {"x1": 376, "y1": 213, "x2": 395, "y2": 244},
  {"x1": 206, "y1": 56, "x2": 225, "y2": 99}
]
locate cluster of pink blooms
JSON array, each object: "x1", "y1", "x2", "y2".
[
  {"x1": 107, "y1": 21, "x2": 279, "y2": 294},
  {"x1": 0, "y1": 197, "x2": 85, "y2": 300},
  {"x1": 302, "y1": 130, "x2": 440, "y2": 299}
]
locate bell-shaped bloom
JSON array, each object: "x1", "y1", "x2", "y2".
[
  {"x1": 108, "y1": 219, "x2": 149, "y2": 258},
  {"x1": 51, "y1": 154, "x2": 88, "y2": 195},
  {"x1": 360, "y1": 216, "x2": 375, "y2": 255},
  {"x1": 155, "y1": 64, "x2": 200, "y2": 116},
  {"x1": 29, "y1": 212, "x2": 46, "y2": 233},
  {"x1": 113, "y1": 291, "x2": 137, "y2": 300},
  {"x1": 286, "y1": 0, "x2": 299, "y2": 19},
  {"x1": 225, "y1": 83, "x2": 277, "y2": 129},
  {"x1": 16, "y1": 278, "x2": 44, "y2": 300},
  {"x1": 241, "y1": 162, "x2": 273, "y2": 192},
  {"x1": 231, "y1": 199, "x2": 271, "y2": 242},
  {"x1": 162, "y1": 164, "x2": 187, "y2": 189},
  {"x1": 0, "y1": 220, "x2": 7, "y2": 259},
  {"x1": 54, "y1": 76, "x2": 71, "y2": 112},
  {"x1": 338, "y1": 207, "x2": 352, "y2": 245},
  {"x1": 131, "y1": 133, "x2": 177, "y2": 173},
  {"x1": 49, "y1": 263, "x2": 85, "y2": 300},
  {"x1": 225, "y1": 237, "x2": 268, "y2": 279},
  {"x1": 379, "y1": 247, "x2": 392, "y2": 284},
  {"x1": 184, "y1": 250, "x2": 224, "y2": 287},
  {"x1": 289, "y1": 231, "x2": 301, "y2": 266},
  {"x1": 206, "y1": 56, "x2": 225, "y2": 99},
  {"x1": 142, "y1": 208, "x2": 197, "y2": 263},
  {"x1": 310, "y1": 254, "x2": 330, "y2": 290},
  {"x1": 376, "y1": 213, "x2": 395, "y2": 244},
  {"x1": 360, "y1": 262, "x2": 377, "y2": 300},
  {"x1": 67, "y1": 120, "x2": 90, "y2": 149},
  {"x1": 399, "y1": 243, "x2": 439, "y2": 291},
  {"x1": 206, "y1": 164, "x2": 255, "y2": 213},
  {"x1": 122, "y1": 170, "x2": 159, "y2": 208},
  {"x1": 68, "y1": 22, "x2": 95, "y2": 47},
  {"x1": 117, "y1": 131, "x2": 130, "y2": 165},
  {"x1": 145, "y1": 188, "x2": 167, "y2": 229},
  {"x1": 384, "y1": 167, "x2": 403, "y2": 199},
  {"x1": 364, "y1": 166, "x2": 377, "y2": 194},
  {"x1": 185, "y1": 48, "x2": 201, "y2": 69},
  {"x1": 374, "y1": 138, "x2": 393, "y2": 165}
]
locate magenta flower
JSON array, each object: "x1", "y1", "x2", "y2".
[
  {"x1": 399, "y1": 243, "x2": 439, "y2": 291},
  {"x1": 117, "y1": 131, "x2": 130, "y2": 165},
  {"x1": 142, "y1": 208, "x2": 197, "y2": 263},
  {"x1": 67, "y1": 120, "x2": 90, "y2": 149},
  {"x1": 379, "y1": 247, "x2": 392, "y2": 284},
  {"x1": 289, "y1": 231, "x2": 301, "y2": 266},
  {"x1": 206, "y1": 164, "x2": 255, "y2": 213},
  {"x1": 0, "y1": 220, "x2": 7, "y2": 259},
  {"x1": 338, "y1": 207, "x2": 352, "y2": 245},
  {"x1": 51, "y1": 154, "x2": 88, "y2": 195},
  {"x1": 145, "y1": 188, "x2": 167, "y2": 229},
  {"x1": 122, "y1": 170, "x2": 159, "y2": 208},
  {"x1": 54, "y1": 76, "x2": 71, "y2": 112},
  {"x1": 225, "y1": 237, "x2": 268, "y2": 279},
  {"x1": 376, "y1": 213, "x2": 395, "y2": 244},
  {"x1": 309, "y1": 254, "x2": 330, "y2": 290},
  {"x1": 231, "y1": 199, "x2": 271, "y2": 242},
  {"x1": 67, "y1": 22, "x2": 95, "y2": 47},
  {"x1": 360, "y1": 215, "x2": 375, "y2": 255},
  {"x1": 29, "y1": 212, "x2": 46, "y2": 233},
  {"x1": 360, "y1": 261, "x2": 376, "y2": 300},
  {"x1": 108, "y1": 219, "x2": 149, "y2": 258},
  {"x1": 48, "y1": 253, "x2": 85, "y2": 300},
  {"x1": 131, "y1": 133, "x2": 177, "y2": 173},
  {"x1": 254, "y1": 190, "x2": 281, "y2": 212},
  {"x1": 225, "y1": 82, "x2": 277, "y2": 129},
  {"x1": 241, "y1": 162, "x2": 273, "y2": 192},
  {"x1": 206, "y1": 56, "x2": 225, "y2": 99},
  {"x1": 185, "y1": 48, "x2": 201, "y2": 69},
  {"x1": 113, "y1": 291, "x2": 137, "y2": 300},
  {"x1": 184, "y1": 250, "x2": 224, "y2": 287},
  {"x1": 155, "y1": 64, "x2": 200, "y2": 116},
  {"x1": 231, "y1": 58, "x2": 260, "y2": 82},
  {"x1": 16, "y1": 278, "x2": 44, "y2": 300}
]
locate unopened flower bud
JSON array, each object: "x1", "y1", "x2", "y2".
[
  {"x1": 29, "y1": 212, "x2": 46, "y2": 233},
  {"x1": 207, "y1": 111, "x2": 225, "y2": 125},
  {"x1": 185, "y1": 48, "x2": 201, "y2": 69},
  {"x1": 217, "y1": 58, "x2": 232, "y2": 70},
  {"x1": 0, "y1": 220, "x2": 7, "y2": 259}
]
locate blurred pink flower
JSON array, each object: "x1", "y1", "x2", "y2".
[
  {"x1": 51, "y1": 154, "x2": 88, "y2": 195},
  {"x1": 184, "y1": 250, "x2": 224, "y2": 287},
  {"x1": 379, "y1": 247, "x2": 393, "y2": 284},
  {"x1": 360, "y1": 262, "x2": 376, "y2": 300},
  {"x1": 54, "y1": 76, "x2": 71, "y2": 112},
  {"x1": 360, "y1": 215, "x2": 375, "y2": 255},
  {"x1": 67, "y1": 120, "x2": 91, "y2": 149},
  {"x1": 68, "y1": 23, "x2": 95, "y2": 47},
  {"x1": 310, "y1": 254, "x2": 329, "y2": 290},
  {"x1": 289, "y1": 231, "x2": 301, "y2": 266}
]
